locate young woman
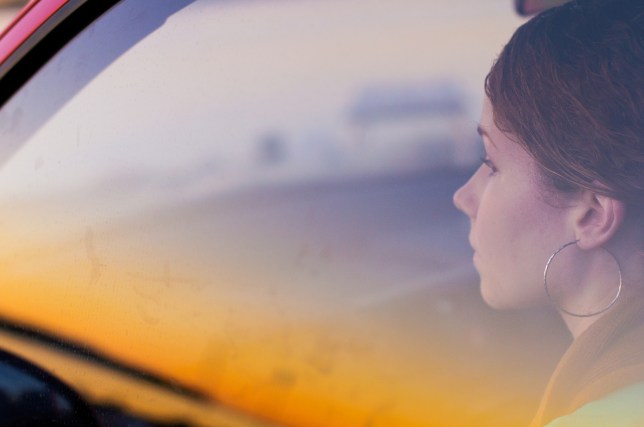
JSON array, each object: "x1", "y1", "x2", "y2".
[{"x1": 453, "y1": 0, "x2": 643, "y2": 425}]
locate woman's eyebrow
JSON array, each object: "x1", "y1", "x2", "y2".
[{"x1": 476, "y1": 124, "x2": 497, "y2": 148}]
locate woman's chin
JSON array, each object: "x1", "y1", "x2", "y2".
[
  {"x1": 480, "y1": 279, "x2": 545, "y2": 311},
  {"x1": 480, "y1": 287, "x2": 509, "y2": 310},
  {"x1": 480, "y1": 279, "x2": 525, "y2": 310}
]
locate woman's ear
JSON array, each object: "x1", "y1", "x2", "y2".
[{"x1": 572, "y1": 190, "x2": 626, "y2": 250}]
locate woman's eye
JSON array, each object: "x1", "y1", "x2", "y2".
[{"x1": 479, "y1": 157, "x2": 498, "y2": 175}]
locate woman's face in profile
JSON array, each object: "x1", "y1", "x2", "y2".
[{"x1": 453, "y1": 97, "x2": 573, "y2": 310}]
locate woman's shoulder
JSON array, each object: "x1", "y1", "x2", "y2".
[{"x1": 545, "y1": 382, "x2": 644, "y2": 427}]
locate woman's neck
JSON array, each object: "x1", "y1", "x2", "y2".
[
  {"x1": 561, "y1": 312, "x2": 605, "y2": 339},
  {"x1": 563, "y1": 267, "x2": 644, "y2": 339}
]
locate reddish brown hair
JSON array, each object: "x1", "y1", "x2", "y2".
[{"x1": 485, "y1": 0, "x2": 643, "y2": 218}]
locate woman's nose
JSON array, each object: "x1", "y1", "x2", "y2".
[{"x1": 453, "y1": 175, "x2": 478, "y2": 219}]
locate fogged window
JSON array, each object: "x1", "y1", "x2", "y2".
[{"x1": 0, "y1": 1, "x2": 567, "y2": 426}]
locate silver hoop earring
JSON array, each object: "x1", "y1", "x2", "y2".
[{"x1": 544, "y1": 240, "x2": 622, "y2": 318}]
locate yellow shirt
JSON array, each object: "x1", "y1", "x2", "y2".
[{"x1": 546, "y1": 382, "x2": 644, "y2": 427}]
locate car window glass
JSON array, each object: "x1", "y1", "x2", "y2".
[{"x1": 0, "y1": 1, "x2": 568, "y2": 426}]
